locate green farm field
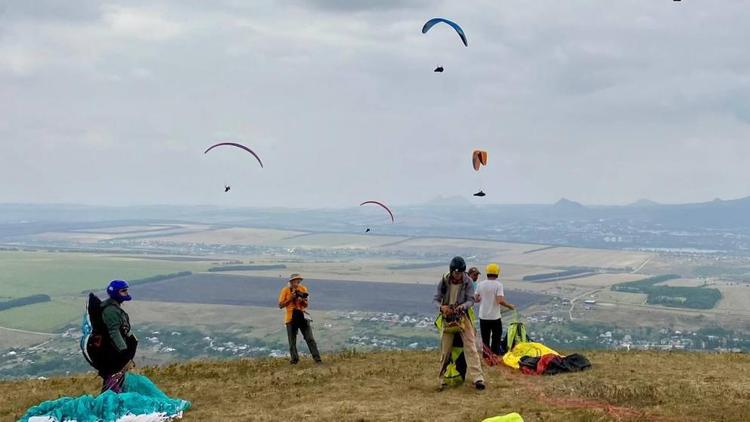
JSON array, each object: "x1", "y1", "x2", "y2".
[
  {"x1": 0, "y1": 251, "x2": 212, "y2": 298},
  {"x1": 0, "y1": 251, "x2": 214, "y2": 332},
  {"x1": 0, "y1": 298, "x2": 83, "y2": 333}
]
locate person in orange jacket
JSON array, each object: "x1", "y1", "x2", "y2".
[{"x1": 278, "y1": 273, "x2": 322, "y2": 364}]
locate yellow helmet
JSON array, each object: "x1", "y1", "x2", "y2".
[{"x1": 486, "y1": 263, "x2": 501, "y2": 276}]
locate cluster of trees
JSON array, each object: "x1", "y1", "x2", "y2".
[
  {"x1": 611, "y1": 274, "x2": 681, "y2": 293},
  {"x1": 129, "y1": 271, "x2": 193, "y2": 286},
  {"x1": 522, "y1": 268, "x2": 594, "y2": 282},
  {"x1": 612, "y1": 274, "x2": 721, "y2": 309},
  {"x1": 646, "y1": 286, "x2": 722, "y2": 309},
  {"x1": 0, "y1": 294, "x2": 51, "y2": 311}
]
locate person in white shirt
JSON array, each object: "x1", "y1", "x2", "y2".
[{"x1": 474, "y1": 263, "x2": 515, "y2": 355}]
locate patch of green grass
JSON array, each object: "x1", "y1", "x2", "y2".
[
  {"x1": 0, "y1": 251, "x2": 213, "y2": 332},
  {"x1": 693, "y1": 265, "x2": 750, "y2": 278},
  {"x1": 0, "y1": 298, "x2": 82, "y2": 332},
  {"x1": 0, "y1": 251, "x2": 211, "y2": 298}
]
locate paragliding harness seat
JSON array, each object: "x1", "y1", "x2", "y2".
[
  {"x1": 434, "y1": 315, "x2": 469, "y2": 385},
  {"x1": 445, "y1": 336, "x2": 467, "y2": 385},
  {"x1": 81, "y1": 293, "x2": 138, "y2": 379}
]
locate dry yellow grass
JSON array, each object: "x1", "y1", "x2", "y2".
[
  {"x1": 595, "y1": 290, "x2": 649, "y2": 306},
  {"x1": 497, "y1": 248, "x2": 652, "y2": 271},
  {"x1": 383, "y1": 238, "x2": 538, "y2": 254},
  {"x1": 2, "y1": 350, "x2": 749, "y2": 421},
  {"x1": 713, "y1": 283, "x2": 750, "y2": 313},
  {"x1": 271, "y1": 233, "x2": 410, "y2": 249},
  {"x1": 29, "y1": 225, "x2": 209, "y2": 243},
  {"x1": 147, "y1": 227, "x2": 305, "y2": 246},
  {"x1": 0, "y1": 328, "x2": 52, "y2": 349}
]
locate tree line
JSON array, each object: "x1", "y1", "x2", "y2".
[{"x1": 0, "y1": 294, "x2": 51, "y2": 311}]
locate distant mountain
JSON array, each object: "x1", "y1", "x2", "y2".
[
  {"x1": 553, "y1": 198, "x2": 585, "y2": 210},
  {"x1": 651, "y1": 195, "x2": 750, "y2": 229},
  {"x1": 628, "y1": 199, "x2": 661, "y2": 207},
  {"x1": 6, "y1": 195, "x2": 750, "y2": 247}
]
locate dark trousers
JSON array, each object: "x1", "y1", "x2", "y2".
[
  {"x1": 286, "y1": 320, "x2": 321, "y2": 362},
  {"x1": 480, "y1": 318, "x2": 503, "y2": 355}
]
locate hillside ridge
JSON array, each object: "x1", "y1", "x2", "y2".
[{"x1": 2, "y1": 349, "x2": 749, "y2": 421}]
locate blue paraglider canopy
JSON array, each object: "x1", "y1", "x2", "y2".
[{"x1": 422, "y1": 17, "x2": 468, "y2": 47}]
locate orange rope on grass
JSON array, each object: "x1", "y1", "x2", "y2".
[{"x1": 486, "y1": 355, "x2": 678, "y2": 422}]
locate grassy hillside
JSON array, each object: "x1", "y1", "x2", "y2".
[{"x1": 2, "y1": 350, "x2": 749, "y2": 421}]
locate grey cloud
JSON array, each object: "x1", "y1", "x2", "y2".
[
  {"x1": 0, "y1": 0, "x2": 103, "y2": 23},
  {"x1": 291, "y1": 0, "x2": 431, "y2": 13},
  {"x1": 3, "y1": 1, "x2": 750, "y2": 207}
]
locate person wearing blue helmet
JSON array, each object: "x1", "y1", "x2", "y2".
[{"x1": 100, "y1": 279, "x2": 138, "y2": 392}]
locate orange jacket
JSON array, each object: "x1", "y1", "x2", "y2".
[{"x1": 278, "y1": 285, "x2": 309, "y2": 324}]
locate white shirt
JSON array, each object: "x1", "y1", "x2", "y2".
[{"x1": 476, "y1": 278, "x2": 505, "y2": 320}]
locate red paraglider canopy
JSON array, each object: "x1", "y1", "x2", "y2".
[
  {"x1": 204, "y1": 142, "x2": 264, "y2": 168},
  {"x1": 360, "y1": 201, "x2": 395, "y2": 223}
]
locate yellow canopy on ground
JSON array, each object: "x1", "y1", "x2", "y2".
[
  {"x1": 482, "y1": 412, "x2": 524, "y2": 422},
  {"x1": 502, "y1": 342, "x2": 559, "y2": 369}
]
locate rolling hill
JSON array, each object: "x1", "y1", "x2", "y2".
[{"x1": 2, "y1": 350, "x2": 749, "y2": 421}]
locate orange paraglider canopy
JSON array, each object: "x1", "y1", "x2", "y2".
[{"x1": 472, "y1": 150, "x2": 488, "y2": 171}]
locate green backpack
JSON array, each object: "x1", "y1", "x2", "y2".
[{"x1": 506, "y1": 311, "x2": 528, "y2": 351}]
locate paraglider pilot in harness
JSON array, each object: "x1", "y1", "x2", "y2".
[
  {"x1": 278, "y1": 273, "x2": 322, "y2": 364},
  {"x1": 435, "y1": 257, "x2": 485, "y2": 390},
  {"x1": 81, "y1": 280, "x2": 138, "y2": 393},
  {"x1": 101, "y1": 280, "x2": 137, "y2": 392}
]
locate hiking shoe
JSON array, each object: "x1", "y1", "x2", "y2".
[
  {"x1": 474, "y1": 381, "x2": 486, "y2": 390},
  {"x1": 314, "y1": 359, "x2": 323, "y2": 364},
  {"x1": 437, "y1": 383, "x2": 448, "y2": 392},
  {"x1": 290, "y1": 359, "x2": 299, "y2": 365}
]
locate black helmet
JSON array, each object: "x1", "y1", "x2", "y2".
[{"x1": 449, "y1": 256, "x2": 466, "y2": 273}]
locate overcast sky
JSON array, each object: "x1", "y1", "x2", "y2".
[{"x1": 2, "y1": 0, "x2": 750, "y2": 208}]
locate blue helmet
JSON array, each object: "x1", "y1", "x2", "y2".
[{"x1": 106, "y1": 280, "x2": 132, "y2": 302}]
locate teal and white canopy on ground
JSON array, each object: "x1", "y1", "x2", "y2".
[{"x1": 20, "y1": 373, "x2": 190, "y2": 422}]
